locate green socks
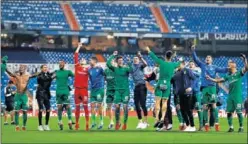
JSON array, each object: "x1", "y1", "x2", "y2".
[
  {"x1": 66, "y1": 107, "x2": 72, "y2": 121},
  {"x1": 123, "y1": 105, "x2": 128, "y2": 124},
  {"x1": 198, "y1": 111, "x2": 203, "y2": 127},
  {"x1": 58, "y1": 108, "x2": 62, "y2": 122},
  {"x1": 15, "y1": 112, "x2": 19, "y2": 126},
  {"x1": 213, "y1": 107, "x2": 219, "y2": 123},
  {"x1": 227, "y1": 113, "x2": 233, "y2": 127},
  {"x1": 23, "y1": 111, "x2": 27, "y2": 126},
  {"x1": 14, "y1": 111, "x2": 27, "y2": 126},
  {"x1": 91, "y1": 114, "x2": 96, "y2": 124},
  {"x1": 203, "y1": 109, "x2": 208, "y2": 125},
  {"x1": 99, "y1": 115, "x2": 103, "y2": 125},
  {"x1": 237, "y1": 113, "x2": 243, "y2": 127}
]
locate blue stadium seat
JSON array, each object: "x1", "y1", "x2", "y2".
[
  {"x1": 1, "y1": 1, "x2": 70, "y2": 30},
  {"x1": 71, "y1": 2, "x2": 160, "y2": 33},
  {"x1": 161, "y1": 5, "x2": 247, "y2": 34}
]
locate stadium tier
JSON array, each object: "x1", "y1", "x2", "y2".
[
  {"x1": 71, "y1": 2, "x2": 160, "y2": 32},
  {"x1": 1, "y1": 1, "x2": 246, "y2": 33},
  {"x1": 1, "y1": 51, "x2": 247, "y2": 111},
  {"x1": 161, "y1": 6, "x2": 247, "y2": 33},
  {"x1": 1, "y1": 1, "x2": 70, "y2": 30}
]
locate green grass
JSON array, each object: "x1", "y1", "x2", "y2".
[{"x1": 1, "y1": 116, "x2": 247, "y2": 144}]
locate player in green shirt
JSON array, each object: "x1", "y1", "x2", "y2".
[
  {"x1": 206, "y1": 54, "x2": 248, "y2": 133},
  {"x1": 106, "y1": 51, "x2": 132, "y2": 130},
  {"x1": 104, "y1": 59, "x2": 116, "y2": 129},
  {"x1": 54, "y1": 61, "x2": 74, "y2": 130},
  {"x1": 146, "y1": 46, "x2": 180, "y2": 130}
]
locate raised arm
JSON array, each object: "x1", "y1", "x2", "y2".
[
  {"x1": 191, "y1": 45, "x2": 204, "y2": 67},
  {"x1": 106, "y1": 51, "x2": 117, "y2": 71},
  {"x1": 206, "y1": 75, "x2": 225, "y2": 83},
  {"x1": 29, "y1": 67, "x2": 39, "y2": 78},
  {"x1": 137, "y1": 51, "x2": 147, "y2": 68},
  {"x1": 6, "y1": 68, "x2": 16, "y2": 78},
  {"x1": 218, "y1": 83, "x2": 229, "y2": 94},
  {"x1": 146, "y1": 46, "x2": 162, "y2": 65},
  {"x1": 240, "y1": 53, "x2": 248, "y2": 73},
  {"x1": 74, "y1": 43, "x2": 82, "y2": 65}
]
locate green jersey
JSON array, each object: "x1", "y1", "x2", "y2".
[
  {"x1": 55, "y1": 69, "x2": 74, "y2": 90},
  {"x1": 224, "y1": 70, "x2": 244, "y2": 101},
  {"x1": 149, "y1": 51, "x2": 180, "y2": 81},
  {"x1": 106, "y1": 55, "x2": 132, "y2": 90},
  {"x1": 104, "y1": 68, "x2": 115, "y2": 90}
]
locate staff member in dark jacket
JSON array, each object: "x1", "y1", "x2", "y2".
[
  {"x1": 36, "y1": 64, "x2": 54, "y2": 131},
  {"x1": 129, "y1": 51, "x2": 148, "y2": 129},
  {"x1": 171, "y1": 69, "x2": 185, "y2": 131},
  {"x1": 4, "y1": 80, "x2": 16, "y2": 125},
  {"x1": 177, "y1": 61, "x2": 196, "y2": 132}
]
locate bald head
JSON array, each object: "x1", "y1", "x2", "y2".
[
  {"x1": 19, "y1": 64, "x2": 27, "y2": 73},
  {"x1": 59, "y1": 61, "x2": 65, "y2": 69}
]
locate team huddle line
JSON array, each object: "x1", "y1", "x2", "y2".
[{"x1": 2, "y1": 43, "x2": 248, "y2": 133}]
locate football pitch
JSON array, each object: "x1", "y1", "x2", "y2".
[{"x1": 1, "y1": 116, "x2": 247, "y2": 144}]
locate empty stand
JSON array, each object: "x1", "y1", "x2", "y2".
[
  {"x1": 1, "y1": 1, "x2": 70, "y2": 30},
  {"x1": 71, "y1": 2, "x2": 160, "y2": 32},
  {"x1": 161, "y1": 5, "x2": 247, "y2": 33}
]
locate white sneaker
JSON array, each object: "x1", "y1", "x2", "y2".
[
  {"x1": 136, "y1": 122, "x2": 144, "y2": 129},
  {"x1": 183, "y1": 126, "x2": 191, "y2": 132},
  {"x1": 43, "y1": 125, "x2": 51, "y2": 131},
  {"x1": 141, "y1": 122, "x2": 149, "y2": 129},
  {"x1": 189, "y1": 126, "x2": 196, "y2": 132},
  {"x1": 166, "y1": 124, "x2": 173, "y2": 130},
  {"x1": 38, "y1": 125, "x2": 44, "y2": 131},
  {"x1": 157, "y1": 125, "x2": 167, "y2": 131}
]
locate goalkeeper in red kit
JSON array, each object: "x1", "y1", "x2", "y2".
[{"x1": 74, "y1": 43, "x2": 90, "y2": 131}]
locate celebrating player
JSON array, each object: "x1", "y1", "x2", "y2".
[
  {"x1": 54, "y1": 61, "x2": 74, "y2": 130},
  {"x1": 4, "y1": 80, "x2": 16, "y2": 125},
  {"x1": 192, "y1": 45, "x2": 228, "y2": 132},
  {"x1": 206, "y1": 54, "x2": 248, "y2": 132},
  {"x1": 6, "y1": 65, "x2": 38, "y2": 131},
  {"x1": 88, "y1": 56, "x2": 105, "y2": 129},
  {"x1": 106, "y1": 51, "x2": 132, "y2": 130},
  {"x1": 36, "y1": 64, "x2": 53, "y2": 131},
  {"x1": 189, "y1": 61, "x2": 204, "y2": 131},
  {"x1": 74, "y1": 43, "x2": 90, "y2": 131},
  {"x1": 104, "y1": 59, "x2": 116, "y2": 129},
  {"x1": 145, "y1": 46, "x2": 180, "y2": 130},
  {"x1": 129, "y1": 51, "x2": 149, "y2": 129}
]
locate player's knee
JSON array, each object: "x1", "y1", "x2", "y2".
[
  {"x1": 115, "y1": 104, "x2": 120, "y2": 109},
  {"x1": 212, "y1": 104, "x2": 216, "y2": 109},
  {"x1": 66, "y1": 105, "x2": 70, "y2": 109},
  {"x1": 155, "y1": 103, "x2": 160, "y2": 111},
  {"x1": 57, "y1": 105, "x2": 62, "y2": 109},
  {"x1": 123, "y1": 104, "x2": 128, "y2": 110},
  {"x1": 46, "y1": 110, "x2": 50, "y2": 113},
  {"x1": 203, "y1": 105, "x2": 208, "y2": 110},
  {"x1": 107, "y1": 104, "x2": 112, "y2": 109}
]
